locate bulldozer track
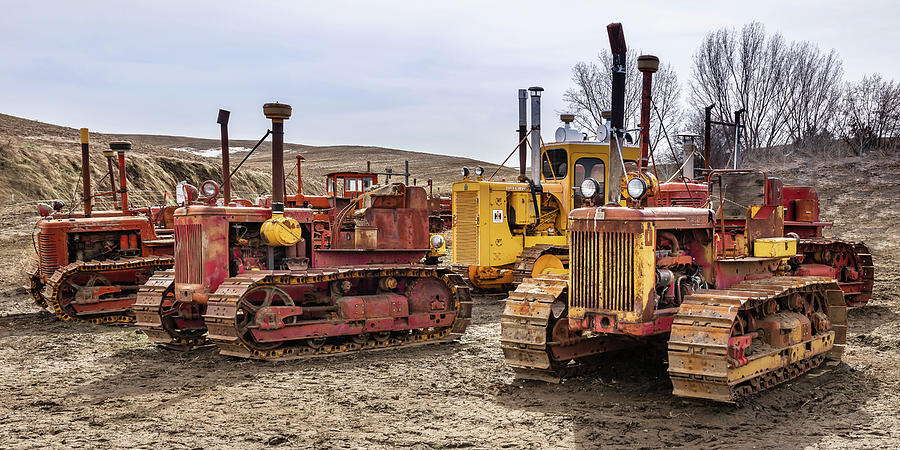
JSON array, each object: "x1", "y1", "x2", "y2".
[
  {"x1": 500, "y1": 274, "x2": 601, "y2": 382},
  {"x1": 133, "y1": 270, "x2": 208, "y2": 350},
  {"x1": 40, "y1": 256, "x2": 174, "y2": 325},
  {"x1": 512, "y1": 245, "x2": 568, "y2": 286},
  {"x1": 26, "y1": 264, "x2": 46, "y2": 309},
  {"x1": 798, "y1": 238, "x2": 874, "y2": 306},
  {"x1": 668, "y1": 276, "x2": 846, "y2": 402},
  {"x1": 202, "y1": 265, "x2": 472, "y2": 360}
]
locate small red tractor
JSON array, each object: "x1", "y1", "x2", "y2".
[
  {"x1": 501, "y1": 23, "x2": 859, "y2": 402},
  {"x1": 134, "y1": 102, "x2": 471, "y2": 358},
  {"x1": 26, "y1": 131, "x2": 176, "y2": 324}
]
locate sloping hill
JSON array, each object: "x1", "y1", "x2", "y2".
[{"x1": 0, "y1": 113, "x2": 516, "y2": 206}]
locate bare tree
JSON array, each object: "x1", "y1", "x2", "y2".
[
  {"x1": 841, "y1": 74, "x2": 900, "y2": 155},
  {"x1": 564, "y1": 48, "x2": 681, "y2": 152},
  {"x1": 784, "y1": 42, "x2": 844, "y2": 147},
  {"x1": 690, "y1": 22, "x2": 793, "y2": 161}
]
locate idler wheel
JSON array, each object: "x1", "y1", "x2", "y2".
[{"x1": 235, "y1": 285, "x2": 294, "y2": 350}]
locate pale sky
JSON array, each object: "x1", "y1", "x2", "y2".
[{"x1": 2, "y1": 1, "x2": 897, "y2": 163}]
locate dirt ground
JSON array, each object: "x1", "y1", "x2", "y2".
[{"x1": 2, "y1": 155, "x2": 900, "y2": 449}]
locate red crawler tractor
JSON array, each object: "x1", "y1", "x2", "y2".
[
  {"x1": 134, "y1": 103, "x2": 471, "y2": 358},
  {"x1": 26, "y1": 131, "x2": 175, "y2": 324},
  {"x1": 657, "y1": 172, "x2": 874, "y2": 306}
]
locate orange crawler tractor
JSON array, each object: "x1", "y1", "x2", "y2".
[
  {"x1": 501, "y1": 23, "x2": 856, "y2": 402},
  {"x1": 27, "y1": 131, "x2": 175, "y2": 324},
  {"x1": 134, "y1": 103, "x2": 471, "y2": 358}
]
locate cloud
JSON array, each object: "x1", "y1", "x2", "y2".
[{"x1": 0, "y1": 1, "x2": 897, "y2": 163}]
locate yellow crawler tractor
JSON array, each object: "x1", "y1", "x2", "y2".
[{"x1": 451, "y1": 89, "x2": 641, "y2": 292}]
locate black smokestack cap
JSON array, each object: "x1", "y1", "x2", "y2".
[{"x1": 607, "y1": 23, "x2": 627, "y2": 134}]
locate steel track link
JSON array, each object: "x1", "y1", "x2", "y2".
[
  {"x1": 202, "y1": 265, "x2": 472, "y2": 360},
  {"x1": 133, "y1": 269, "x2": 208, "y2": 350},
  {"x1": 41, "y1": 256, "x2": 175, "y2": 325},
  {"x1": 667, "y1": 276, "x2": 847, "y2": 402}
]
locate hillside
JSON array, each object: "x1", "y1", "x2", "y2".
[{"x1": 0, "y1": 113, "x2": 516, "y2": 206}]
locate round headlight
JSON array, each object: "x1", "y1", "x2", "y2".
[
  {"x1": 626, "y1": 177, "x2": 647, "y2": 199},
  {"x1": 474, "y1": 166, "x2": 484, "y2": 176},
  {"x1": 461, "y1": 167, "x2": 470, "y2": 178},
  {"x1": 200, "y1": 180, "x2": 220, "y2": 198},
  {"x1": 430, "y1": 234, "x2": 445, "y2": 249},
  {"x1": 580, "y1": 178, "x2": 600, "y2": 198}
]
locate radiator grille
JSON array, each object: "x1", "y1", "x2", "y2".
[
  {"x1": 453, "y1": 191, "x2": 478, "y2": 265},
  {"x1": 38, "y1": 232, "x2": 60, "y2": 278},
  {"x1": 571, "y1": 230, "x2": 636, "y2": 312},
  {"x1": 175, "y1": 223, "x2": 202, "y2": 284}
]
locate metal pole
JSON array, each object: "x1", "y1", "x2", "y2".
[
  {"x1": 405, "y1": 160, "x2": 409, "y2": 185},
  {"x1": 704, "y1": 104, "x2": 714, "y2": 170},
  {"x1": 217, "y1": 109, "x2": 231, "y2": 203},
  {"x1": 296, "y1": 155, "x2": 303, "y2": 194},
  {"x1": 733, "y1": 109, "x2": 744, "y2": 169},
  {"x1": 79, "y1": 128, "x2": 92, "y2": 216},
  {"x1": 105, "y1": 152, "x2": 118, "y2": 209},
  {"x1": 518, "y1": 88, "x2": 528, "y2": 181}
]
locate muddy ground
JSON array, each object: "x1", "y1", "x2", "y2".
[{"x1": 2, "y1": 151, "x2": 900, "y2": 449}]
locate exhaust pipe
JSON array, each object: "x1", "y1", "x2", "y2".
[
  {"x1": 217, "y1": 109, "x2": 231, "y2": 204},
  {"x1": 109, "y1": 141, "x2": 131, "y2": 212},
  {"x1": 637, "y1": 54, "x2": 659, "y2": 171},
  {"x1": 80, "y1": 128, "x2": 92, "y2": 217},
  {"x1": 263, "y1": 102, "x2": 292, "y2": 214},
  {"x1": 518, "y1": 89, "x2": 528, "y2": 181},
  {"x1": 529, "y1": 86, "x2": 543, "y2": 190},
  {"x1": 606, "y1": 22, "x2": 627, "y2": 205}
]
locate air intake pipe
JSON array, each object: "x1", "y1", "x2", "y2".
[
  {"x1": 80, "y1": 128, "x2": 92, "y2": 216},
  {"x1": 606, "y1": 22, "x2": 627, "y2": 205},
  {"x1": 529, "y1": 86, "x2": 543, "y2": 191},
  {"x1": 260, "y1": 102, "x2": 302, "y2": 247},
  {"x1": 263, "y1": 102, "x2": 291, "y2": 214}
]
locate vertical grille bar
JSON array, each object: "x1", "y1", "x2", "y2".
[
  {"x1": 38, "y1": 232, "x2": 60, "y2": 278},
  {"x1": 571, "y1": 226, "x2": 638, "y2": 313}
]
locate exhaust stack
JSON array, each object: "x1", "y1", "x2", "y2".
[
  {"x1": 606, "y1": 22, "x2": 627, "y2": 205},
  {"x1": 80, "y1": 128, "x2": 92, "y2": 217},
  {"x1": 637, "y1": 54, "x2": 659, "y2": 171},
  {"x1": 529, "y1": 86, "x2": 543, "y2": 189},
  {"x1": 517, "y1": 89, "x2": 528, "y2": 181},
  {"x1": 217, "y1": 109, "x2": 231, "y2": 203},
  {"x1": 263, "y1": 102, "x2": 292, "y2": 214},
  {"x1": 109, "y1": 141, "x2": 131, "y2": 212}
]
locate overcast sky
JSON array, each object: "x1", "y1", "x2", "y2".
[{"x1": 2, "y1": 1, "x2": 897, "y2": 163}]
